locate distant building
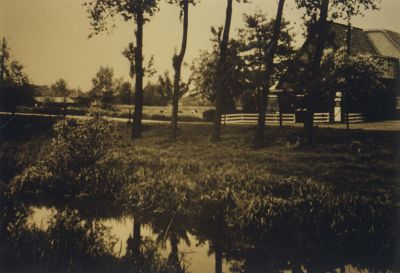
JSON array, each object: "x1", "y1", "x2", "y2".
[
  {"x1": 34, "y1": 95, "x2": 90, "y2": 107},
  {"x1": 276, "y1": 22, "x2": 400, "y2": 120}
]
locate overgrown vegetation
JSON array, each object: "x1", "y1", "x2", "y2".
[{"x1": 1, "y1": 116, "x2": 399, "y2": 272}]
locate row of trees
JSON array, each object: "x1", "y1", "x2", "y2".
[
  {"x1": 84, "y1": 0, "x2": 382, "y2": 145},
  {"x1": 0, "y1": 38, "x2": 35, "y2": 113}
]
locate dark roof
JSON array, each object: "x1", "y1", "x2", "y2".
[{"x1": 327, "y1": 22, "x2": 378, "y2": 55}]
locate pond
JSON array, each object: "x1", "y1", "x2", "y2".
[
  {"x1": 21, "y1": 203, "x2": 398, "y2": 273},
  {"x1": 29, "y1": 207, "x2": 229, "y2": 273}
]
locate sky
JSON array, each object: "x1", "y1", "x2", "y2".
[{"x1": 1, "y1": 0, "x2": 399, "y2": 91}]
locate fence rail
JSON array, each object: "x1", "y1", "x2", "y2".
[
  {"x1": 221, "y1": 113, "x2": 295, "y2": 124},
  {"x1": 221, "y1": 112, "x2": 365, "y2": 124},
  {"x1": 344, "y1": 113, "x2": 364, "y2": 123},
  {"x1": 313, "y1": 113, "x2": 330, "y2": 123}
]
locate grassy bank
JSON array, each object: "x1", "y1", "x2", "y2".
[
  {"x1": 1, "y1": 115, "x2": 399, "y2": 195},
  {"x1": 113, "y1": 122, "x2": 400, "y2": 195}
]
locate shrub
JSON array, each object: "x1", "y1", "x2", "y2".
[{"x1": 11, "y1": 116, "x2": 117, "y2": 199}]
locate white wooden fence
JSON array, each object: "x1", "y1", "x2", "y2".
[
  {"x1": 344, "y1": 113, "x2": 364, "y2": 123},
  {"x1": 221, "y1": 113, "x2": 296, "y2": 124},
  {"x1": 221, "y1": 112, "x2": 365, "y2": 124},
  {"x1": 313, "y1": 113, "x2": 365, "y2": 123},
  {"x1": 313, "y1": 113, "x2": 330, "y2": 123}
]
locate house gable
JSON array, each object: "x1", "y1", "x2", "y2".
[{"x1": 366, "y1": 30, "x2": 400, "y2": 59}]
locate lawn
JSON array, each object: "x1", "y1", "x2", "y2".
[
  {"x1": 2, "y1": 115, "x2": 399, "y2": 197},
  {"x1": 113, "y1": 121, "x2": 399, "y2": 196}
]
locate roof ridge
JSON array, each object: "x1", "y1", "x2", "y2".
[{"x1": 328, "y1": 21, "x2": 364, "y2": 31}]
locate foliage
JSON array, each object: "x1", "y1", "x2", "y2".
[
  {"x1": 191, "y1": 11, "x2": 295, "y2": 113},
  {"x1": 158, "y1": 72, "x2": 173, "y2": 103},
  {"x1": 143, "y1": 81, "x2": 169, "y2": 106},
  {"x1": 237, "y1": 11, "x2": 295, "y2": 112},
  {"x1": 319, "y1": 47, "x2": 384, "y2": 112},
  {"x1": 116, "y1": 81, "x2": 133, "y2": 104},
  {"x1": 11, "y1": 117, "x2": 118, "y2": 199},
  {"x1": 1, "y1": 208, "x2": 118, "y2": 273},
  {"x1": 0, "y1": 38, "x2": 34, "y2": 110},
  {"x1": 122, "y1": 42, "x2": 157, "y2": 82},
  {"x1": 295, "y1": 0, "x2": 381, "y2": 25},
  {"x1": 84, "y1": 0, "x2": 160, "y2": 35},
  {"x1": 90, "y1": 66, "x2": 122, "y2": 108},
  {"x1": 50, "y1": 78, "x2": 70, "y2": 97},
  {"x1": 191, "y1": 36, "x2": 244, "y2": 113},
  {"x1": 0, "y1": 38, "x2": 29, "y2": 87}
]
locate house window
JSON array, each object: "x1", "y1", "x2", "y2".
[
  {"x1": 397, "y1": 97, "x2": 400, "y2": 109},
  {"x1": 383, "y1": 59, "x2": 397, "y2": 79}
]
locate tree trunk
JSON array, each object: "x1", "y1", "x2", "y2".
[
  {"x1": 211, "y1": 0, "x2": 233, "y2": 142},
  {"x1": 0, "y1": 38, "x2": 6, "y2": 87},
  {"x1": 131, "y1": 217, "x2": 142, "y2": 273},
  {"x1": 253, "y1": 0, "x2": 286, "y2": 148},
  {"x1": 345, "y1": 20, "x2": 352, "y2": 130},
  {"x1": 304, "y1": 0, "x2": 330, "y2": 145},
  {"x1": 171, "y1": 0, "x2": 189, "y2": 140},
  {"x1": 168, "y1": 232, "x2": 181, "y2": 269},
  {"x1": 214, "y1": 241, "x2": 223, "y2": 273},
  {"x1": 132, "y1": 9, "x2": 144, "y2": 139}
]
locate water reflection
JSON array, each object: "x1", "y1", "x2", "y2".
[
  {"x1": 29, "y1": 207, "x2": 229, "y2": 273},
  {"x1": 24, "y1": 204, "x2": 399, "y2": 273}
]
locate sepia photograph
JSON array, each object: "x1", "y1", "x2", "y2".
[{"x1": 0, "y1": 0, "x2": 399, "y2": 272}]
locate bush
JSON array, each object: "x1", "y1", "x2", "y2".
[
  {"x1": 11, "y1": 117, "x2": 117, "y2": 199},
  {"x1": 202, "y1": 109, "x2": 215, "y2": 122}
]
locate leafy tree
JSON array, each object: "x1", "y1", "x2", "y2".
[
  {"x1": 235, "y1": 6, "x2": 294, "y2": 147},
  {"x1": 322, "y1": 48, "x2": 384, "y2": 117},
  {"x1": 117, "y1": 81, "x2": 133, "y2": 104},
  {"x1": 191, "y1": 35, "x2": 245, "y2": 114},
  {"x1": 90, "y1": 66, "x2": 120, "y2": 108},
  {"x1": 158, "y1": 71, "x2": 173, "y2": 103},
  {"x1": 242, "y1": 2, "x2": 287, "y2": 147},
  {"x1": 0, "y1": 37, "x2": 33, "y2": 112},
  {"x1": 0, "y1": 37, "x2": 10, "y2": 87},
  {"x1": 85, "y1": 0, "x2": 161, "y2": 138},
  {"x1": 50, "y1": 79, "x2": 70, "y2": 97},
  {"x1": 122, "y1": 43, "x2": 157, "y2": 106},
  {"x1": 212, "y1": 0, "x2": 249, "y2": 142},
  {"x1": 143, "y1": 82, "x2": 167, "y2": 106}
]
